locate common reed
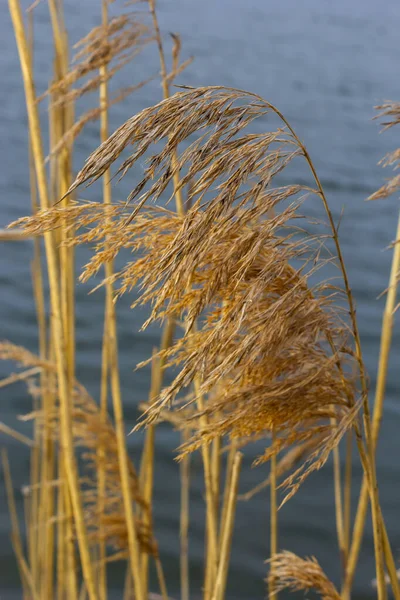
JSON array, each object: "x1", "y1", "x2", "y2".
[{"x1": 2, "y1": 2, "x2": 400, "y2": 600}]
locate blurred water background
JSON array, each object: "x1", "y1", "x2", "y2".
[{"x1": 1, "y1": 0, "x2": 400, "y2": 597}]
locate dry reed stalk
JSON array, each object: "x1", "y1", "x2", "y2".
[
  {"x1": 8, "y1": 3, "x2": 97, "y2": 598},
  {"x1": 0, "y1": 228, "x2": 33, "y2": 240},
  {"x1": 180, "y1": 428, "x2": 191, "y2": 600},
  {"x1": 155, "y1": 555, "x2": 170, "y2": 600},
  {"x1": 0, "y1": 423, "x2": 33, "y2": 447},
  {"x1": 269, "y1": 103, "x2": 389, "y2": 599},
  {"x1": 343, "y1": 213, "x2": 400, "y2": 598},
  {"x1": 2, "y1": 449, "x2": 39, "y2": 600},
  {"x1": 98, "y1": 18, "x2": 146, "y2": 600},
  {"x1": 269, "y1": 433, "x2": 278, "y2": 600},
  {"x1": 140, "y1": 321, "x2": 174, "y2": 599},
  {"x1": 194, "y1": 376, "x2": 219, "y2": 599},
  {"x1": 332, "y1": 422, "x2": 346, "y2": 569},
  {"x1": 211, "y1": 436, "x2": 221, "y2": 522},
  {"x1": 343, "y1": 430, "x2": 353, "y2": 560},
  {"x1": 28, "y1": 12, "x2": 48, "y2": 595},
  {"x1": 48, "y1": 3, "x2": 76, "y2": 595},
  {"x1": 97, "y1": 2, "x2": 112, "y2": 597},
  {"x1": 211, "y1": 452, "x2": 242, "y2": 600},
  {"x1": 0, "y1": 367, "x2": 42, "y2": 389},
  {"x1": 56, "y1": 471, "x2": 66, "y2": 600},
  {"x1": 342, "y1": 102, "x2": 400, "y2": 599},
  {"x1": 139, "y1": 5, "x2": 195, "y2": 595}
]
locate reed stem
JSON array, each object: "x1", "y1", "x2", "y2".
[
  {"x1": 269, "y1": 435, "x2": 278, "y2": 600},
  {"x1": 180, "y1": 429, "x2": 191, "y2": 600},
  {"x1": 211, "y1": 452, "x2": 242, "y2": 600},
  {"x1": 342, "y1": 212, "x2": 400, "y2": 599},
  {"x1": 8, "y1": 2, "x2": 97, "y2": 596}
]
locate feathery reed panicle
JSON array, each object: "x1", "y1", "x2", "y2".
[
  {"x1": 15, "y1": 87, "x2": 361, "y2": 499},
  {"x1": 268, "y1": 551, "x2": 341, "y2": 600},
  {"x1": 369, "y1": 102, "x2": 400, "y2": 201},
  {"x1": 0, "y1": 341, "x2": 157, "y2": 562}
]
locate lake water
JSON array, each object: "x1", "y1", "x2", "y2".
[{"x1": 1, "y1": 0, "x2": 400, "y2": 598}]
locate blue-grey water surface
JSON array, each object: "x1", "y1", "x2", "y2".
[{"x1": 1, "y1": 0, "x2": 400, "y2": 598}]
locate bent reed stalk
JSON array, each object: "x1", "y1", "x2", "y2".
[{"x1": 2, "y1": 3, "x2": 400, "y2": 600}]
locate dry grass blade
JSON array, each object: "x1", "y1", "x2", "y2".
[{"x1": 267, "y1": 551, "x2": 341, "y2": 600}]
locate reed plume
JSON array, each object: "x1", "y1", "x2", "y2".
[
  {"x1": 268, "y1": 551, "x2": 341, "y2": 600},
  {"x1": 0, "y1": 341, "x2": 157, "y2": 561},
  {"x1": 14, "y1": 86, "x2": 361, "y2": 502}
]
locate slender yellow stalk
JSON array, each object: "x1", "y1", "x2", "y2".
[
  {"x1": 123, "y1": 566, "x2": 132, "y2": 600},
  {"x1": 194, "y1": 378, "x2": 219, "y2": 599},
  {"x1": 0, "y1": 423, "x2": 33, "y2": 447},
  {"x1": 140, "y1": 320, "x2": 174, "y2": 597},
  {"x1": 98, "y1": 4, "x2": 145, "y2": 598},
  {"x1": 2, "y1": 449, "x2": 39, "y2": 600},
  {"x1": 332, "y1": 422, "x2": 345, "y2": 569},
  {"x1": 148, "y1": 0, "x2": 184, "y2": 217},
  {"x1": 8, "y1": 2, "x2": 97, "y2": 597},
  {"x1": 155, "y1": 556, "x2": 170, "y2": 600},
  {"x1": 39, "y1": 341, "x2": 56, "y2": 600},
  {"x1": 211, "y1": 452, "x2": 242, "y2": 600},
  {"x1": 0, "y1": 228, "x2": 32, "y2": 240},
  {"x1": 180, "y1": 428, "x2": 191, "y2": 600},
  {"x1": 94, "y1": 9, "x2": 144, "y2": 600},
  {"x1": 97, "y1": 3, "x2": 111, "y2": 597},
  {"x1": 29, "y1": 125, "x2": 42, "y2": 600},
  {"x1": 220, "y1": 439, "x2": 238, "y2": 535},
  {"x1": 271, "y1": 102, "x2": 388, "y2": 600},
  {"x1": 57, "y1": 473, "x2": 66, "y2": 600},
  {"x1": 108, "y1": 300, "x2": 145, "y2": 600},
  {"x1": 269, "y1": 435, "x2": 278, "y2": 600},
  {"x1": 22, "y1": 486, "x2": 32, "y2": 600},
  {"x1": 211, "y1": 435, "x2": 221, "y2": 522},
  {"x1": 343, "y1": 431, "x2": 352, "y2": 560},
  {"x1": 28, "y1": 11, "x2": 51, "y2": 596},
  {"x1": 350, "y1": 425, "x2": 387, "y2": 600},
  {"x1": 97, "y1": 311, "x2": 109, "y2": 599},
  {"x1": 49, "y1": 2, "x2": 79, "y2": 595},
  {"x1": 343, "y1": 212, "x2": 400, "y2": 599}
]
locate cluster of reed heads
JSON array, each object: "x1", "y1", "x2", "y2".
[{"x1": 1, "y1": 1, "x2": 400, "y2": 599}]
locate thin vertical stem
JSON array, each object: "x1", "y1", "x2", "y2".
[
  {"x1": 331, "y1": 419, "x2": 345, "y2": 570},
  {"x1": 211, "y1": 452, "x2": 242, "y2": 600},
  {"x1": 180, "y1": 429, "x2": 191, "y2": 600},
  {"x1": 343, "y1": 213, "x2": 400, "y2": 599},
  {"x1": 8, "y1": 3, "x2": 97, "y2": 597},
  {"x1": 97, "y1": 1, "x2": 144, "y2": 596},
  {"x1": 343, "y1": 431, "x2": 353, "y2": 560},
  {"x1": 269, "y1": 436, "x2": 278, "y2": 600},
  {"x1": 2, "y1": 449, "x2": 39, "y2": 600},
  {"x1": 97, "y1": 4, "x2": 111, "y2": 597}
]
